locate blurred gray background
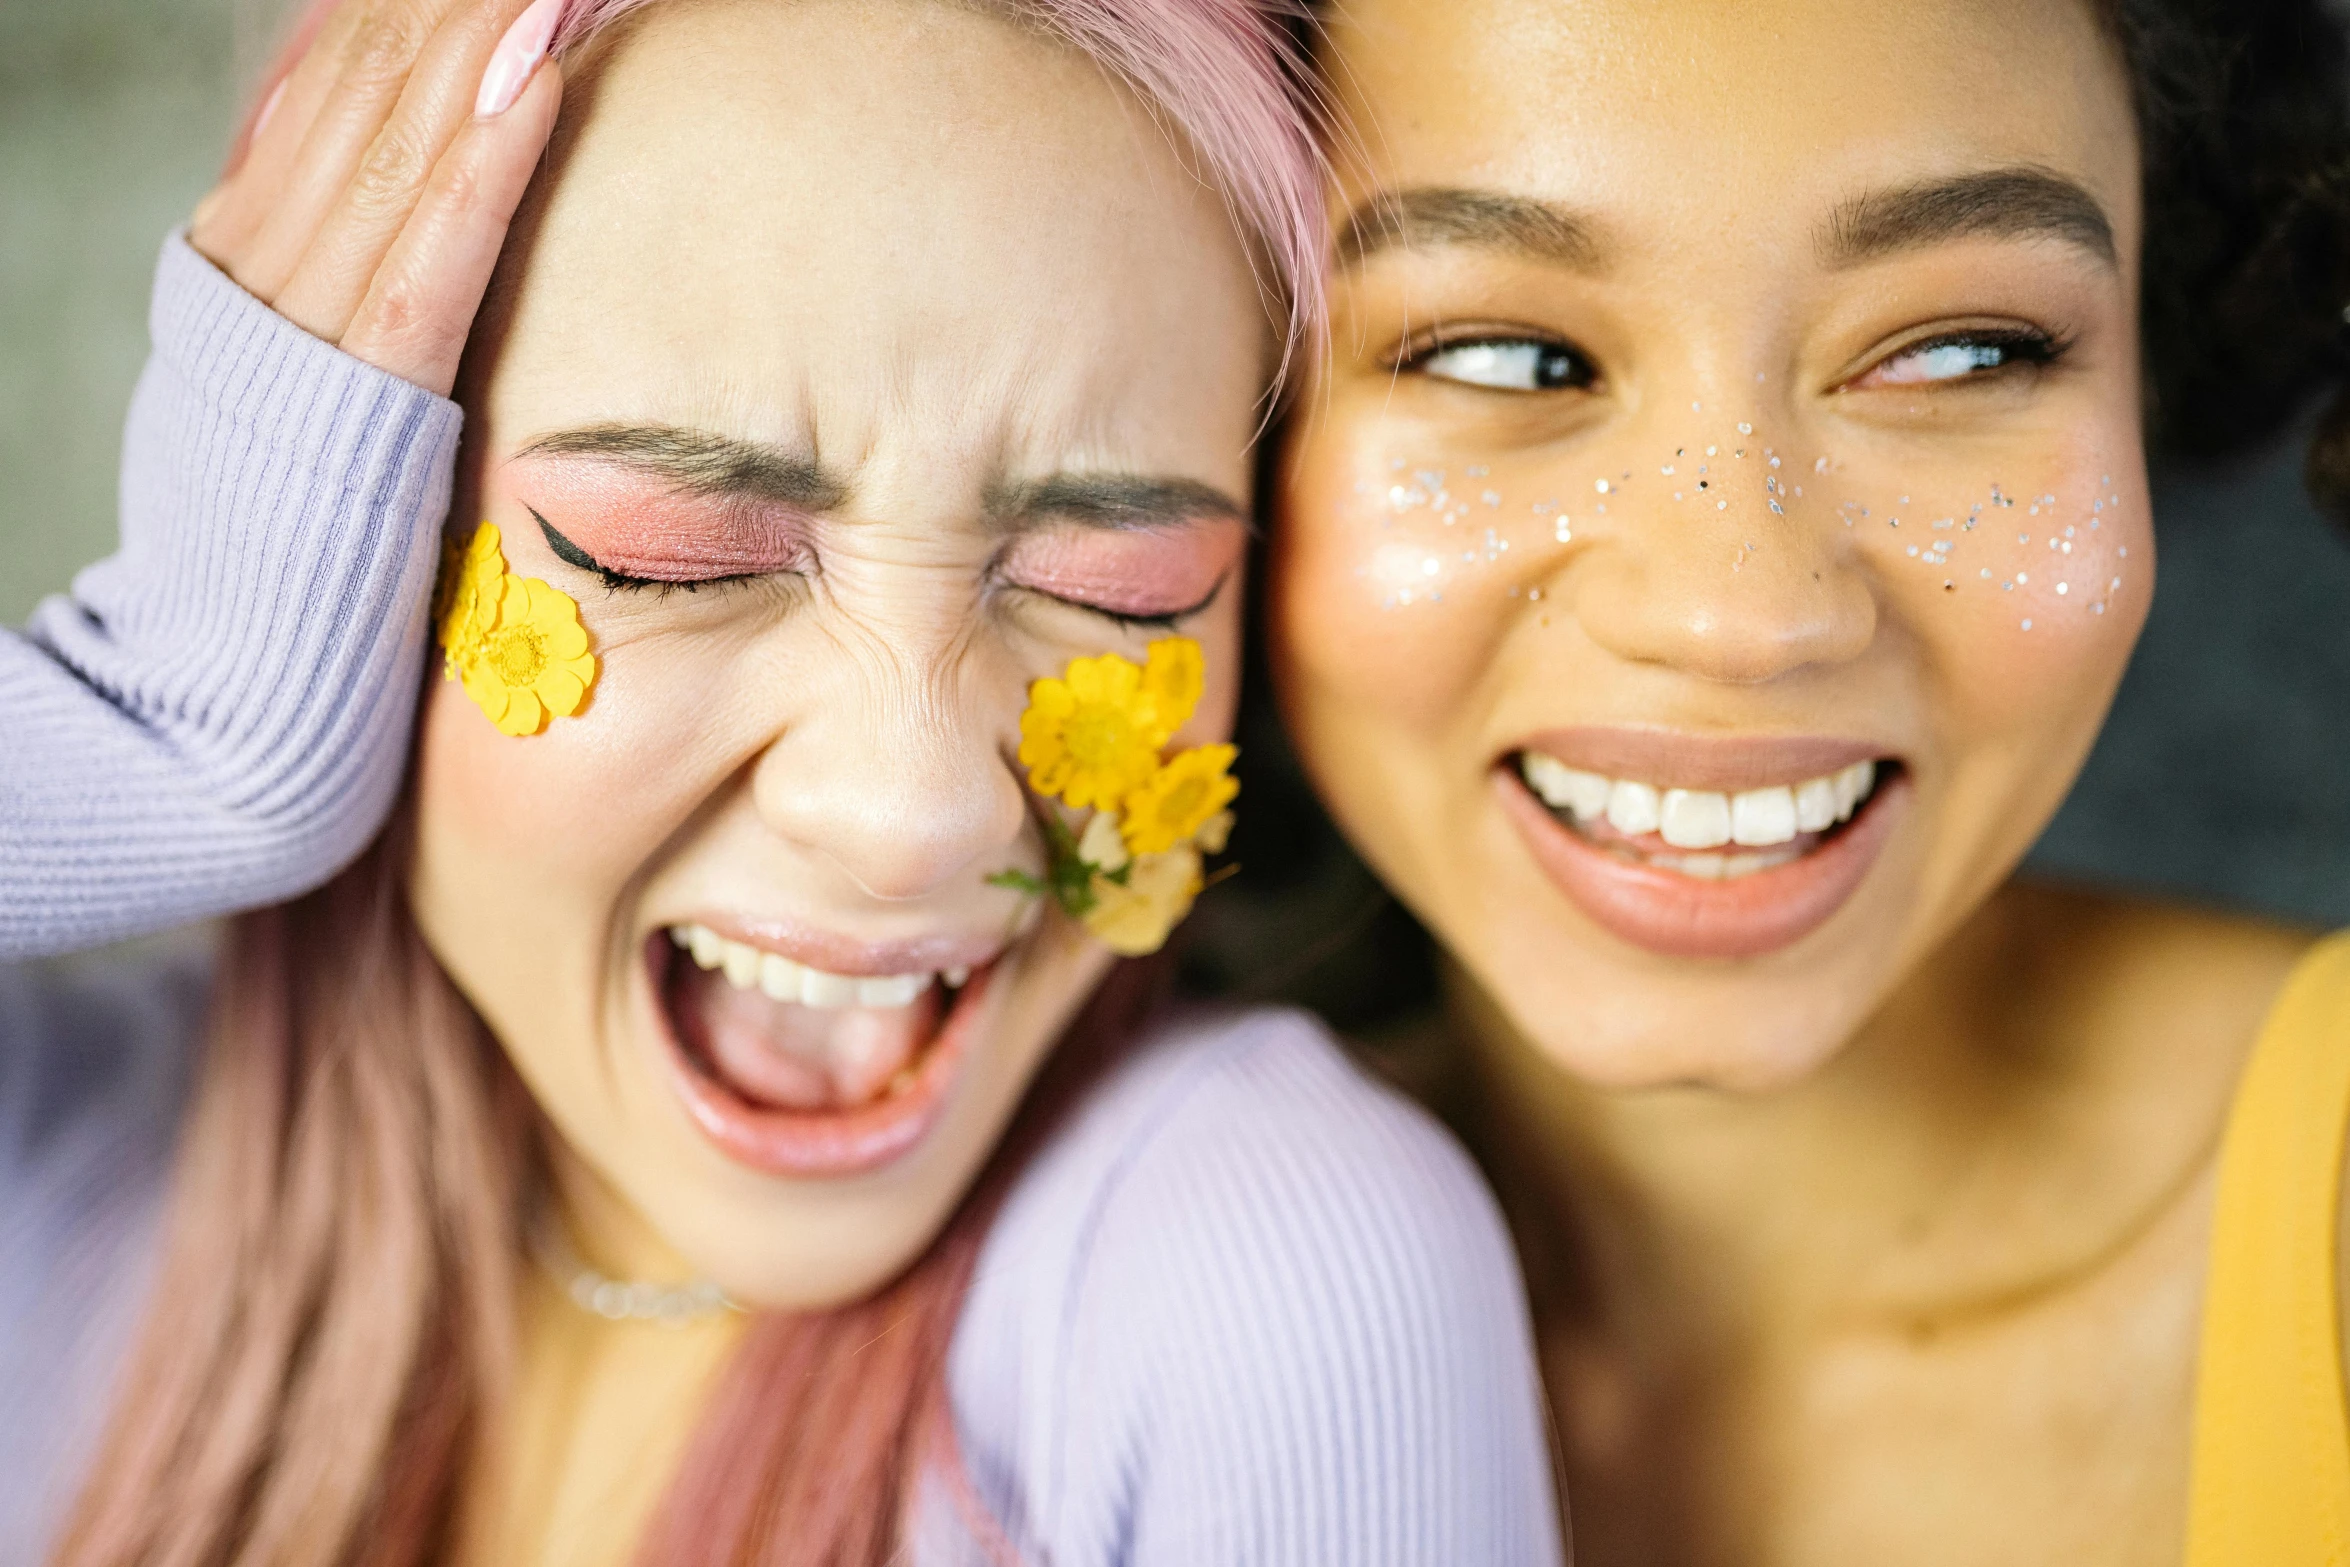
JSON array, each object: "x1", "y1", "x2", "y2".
[{"x1": 5, "y1": 0, "x2": 2348, "y2": 940}]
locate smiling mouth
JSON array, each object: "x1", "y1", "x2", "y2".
[
  {"x1": 1517, "y1": 751, "x2": 1890, "y2": 876},
  {"x1": 652, "y1": 925, "x2": 995, "y2": 1177},
  {"x1": 1497, "y1": 743, "x2": 1907, "y2": 959}
]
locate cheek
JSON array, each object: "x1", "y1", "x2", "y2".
[
  {"x1": 1848, "y1": 437, "x2": 2150, "y2": 742},
  {"x1": 408, "y1": 666, "x2": 716, "y2": 1039},
  {"x1": 1274, "y1": 429, "x2": 1531, "y2": 739}
]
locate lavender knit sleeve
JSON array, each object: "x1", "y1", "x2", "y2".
[
  {"x1": 0, "y1": 231, "x2": 460, "y2": 958},
  {"x1": 933, "y1": 1009, "x2": 1567, "y2": 1565}
]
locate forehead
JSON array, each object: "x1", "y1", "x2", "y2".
[
  {"x1": 485, "y1": 0, "x2": 1263, "y2": 468},
  {"x1": 1325, "y1": 0, "x2": 2139, "y2": 259}
]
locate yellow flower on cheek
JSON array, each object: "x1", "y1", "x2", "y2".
[
  {"x1": 434, "y1": 521, "x2": 599, "y2": 737},
  {"x1": 1018, "y1": 651, "x2": 1165, "y2": 811},
  {"x1": 438, "y1": 523, "x2": 507, "y2": 677},
  {"x1": 1083, "y1": 843, "x2": 1204, "y2": 957},
  {"x1": 1120, "y1": 743, "x2": 1238, "y2": 858},
  {"x1": 991, "y1": 634, "x2": 1235, "y2": 957},
  {"x1": 1140, "y1": 636, "x2": 1204, "y2": 743}
]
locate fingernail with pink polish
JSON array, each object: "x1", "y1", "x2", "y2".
[
  {"x1": 476, "y1": 0, "x2": 563, "y2": 119},
  {"x1": 251, "y1": 76, "x2": 289, "y2": 140}
]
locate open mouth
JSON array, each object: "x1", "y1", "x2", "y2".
[
  {"x1": 1497, "y1": 743, "x2": 1907, "y2": 959},
  {"x1": 651, "y1": 924, "x2": 997, "y2": 1178}
]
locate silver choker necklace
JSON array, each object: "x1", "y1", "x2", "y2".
[{"x1": 531, "y1": 1217, "x2": 740, "y2": 1325}]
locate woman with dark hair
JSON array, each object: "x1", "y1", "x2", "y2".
[
  {"x1": 1271, "y1": 0, "x2": 2350, "y2": 1558},
  {"x1": 1, "y1": 1, "x2": 1567, "y2": 1562}
]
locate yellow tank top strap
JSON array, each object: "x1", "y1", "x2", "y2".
[{"x1": 2185, "y1": 930, "x2": 2350, "y2": 1565}]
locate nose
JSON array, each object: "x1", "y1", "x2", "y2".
[
  {"x1": 1568, "y1": 457, "x2": 1877, "y2": 685},
  {"x1": 749, "y1": 658, "x2": 1029, "y2": 902}
]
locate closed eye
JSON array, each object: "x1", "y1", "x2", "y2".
[
  {"x1": 1405, "y1": 334, "x2": 1598, "y2": 393},
  {"x1": 534, "y1": 511, "x2": 761, "y2": 593},
  {"x1": 1056, "y1": 570, "x2": 1229, "y2": 633}
]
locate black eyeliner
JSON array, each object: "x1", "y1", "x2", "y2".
[
  {"x1": 1091, "y1": 569, "x2": 1230, "y2": 632},
  {"x1": 529, "y1": 507, "x2": 755, "y2": 594}
]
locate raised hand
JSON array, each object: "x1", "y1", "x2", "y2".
[{"x1": 189, "y1": 0, "x2": 565, "y2": 396}]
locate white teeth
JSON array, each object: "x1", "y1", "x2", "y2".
[
  {"x1": 1658, "y1": 789, "x2": 1732, "y2": 849},
  {"x1": 1521, "y1": 753, "x2": 1612, "y2": 820},
  {"x1": 1730, "y1": 786, "x2": 1798, "y2": 847},
  {"x1": 856, "y1": 972, "x2": 930, "y2": 1008},
  {"x1": 669, "y1": 925, "x2": 944, "y2": 1010},
  {"x1": 944, "y1": 965, "x2": 971, "y2": 989},
  {"x1": 799, "y1": 969, "x2": 859, "y2": 1007},
  {"x1": 1520, "y1": 750, "x2": 1887, "y2": 872},
  {"x1": 1794, "y1": 776, "x2": 1839, "y2": 833},
  {"x1": 1832, "y1": 760, "x2": 1876, "y2": 820},
  {"x1": 758, "y1": 952, "x2": 800, "y2": 1002},
  {"x1": 1605, "y1": 779, "x2": 1662, "y2": 836}
]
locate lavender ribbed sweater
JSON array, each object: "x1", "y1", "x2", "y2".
[
  {"x1": 2, "y1": 955, "x2": 1567, "y2": 1566},
  {"x1": 0, "y1": 232, "x2": 457, "y2": 958},
  {"x1": 0, "y1": 236, "x2": 1566, "y2": 1561}
]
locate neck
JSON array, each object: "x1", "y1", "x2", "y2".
[{"x1": 1449, "y1": 881, "x2": 2261, "y2": 1342}]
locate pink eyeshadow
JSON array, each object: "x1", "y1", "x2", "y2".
[
  {"x1": 505, "y1": 459, "x2": 812, "y2": 580},
  {"x1": 997, "y1": 522, "x2": 1241, "y2": 617}
]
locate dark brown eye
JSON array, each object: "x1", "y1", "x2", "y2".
[{"x1": 1416, "y1": 338, "x2": 1594, "y2": 392}]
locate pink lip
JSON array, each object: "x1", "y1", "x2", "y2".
[
  {"x1": 650, "y1": 934, "x2": 995, "y2": 1177},
  {"x1": 1495, "y1": 760, "x2": 1907, "y2": 960},
  {"x1": 681, "y1": 913, "x2": 1004, "y2": 978}
]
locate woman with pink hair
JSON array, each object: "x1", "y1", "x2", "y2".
[{"x1": 0, "y1": 1, "x2": 1563, "y2": 1562}]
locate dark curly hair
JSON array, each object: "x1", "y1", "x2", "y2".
[{"x1": 2106, "y1": 0, "x2": 2350, "y2": 518}]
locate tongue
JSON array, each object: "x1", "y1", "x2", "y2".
[{"x1": 674, "y1": 963, "x2": 937, "y2": 1110}]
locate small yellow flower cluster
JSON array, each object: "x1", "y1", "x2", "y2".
[
  {"x1": 1005, "y1": 637, "x2": 1238, "y2": 956},
  {"x1": 435, "y1": 522, "x2": 598, "y2": 737}
]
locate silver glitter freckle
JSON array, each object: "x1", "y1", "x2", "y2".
[
  {"x1": 2022, "y1": 618, "x2": 2033, "y2": 630},
  {"x1": 1707, "y1": 446, "x2": 1718, "y2": 457},
  {"x1": 1737, "y1": 422, "x2": 1753, "y2": 435},
  {"x1": 1718, "y1": 500, "x2": 1728, "y2": 510},
  {"x1": 2056, "y1": 583, "x2": 2069, "y2": 595},
  {"x1": 1595, "y1": 478, "x2": 1611, "y2": 494}
]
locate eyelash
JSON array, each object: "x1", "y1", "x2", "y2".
[
  {"x1": 1866, "y1": 325, "x2": 2071, "y2": 384},
  {"x1": 1396, "y1": 330, "x2": 1600, "y2": 393},
  {"x1": 536, "y1": 512, "x2": 763, "y2": 595},
  {"x1": 1055, "y1": 570, "x2": 1229, "y2": 633}
]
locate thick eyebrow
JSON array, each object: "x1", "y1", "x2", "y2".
[
  {"x1": 514, "y1": 423, "x2": 850, "y2": 509},
  {"x1": 1334, "y1": 186, "x2": 1603, "y2": 273},
  {"x1": 986, "y1": 474, "x2": 1247, "y2": 532},
  {"x1": 1822, "y1": 166, "x2": 2117, "y2": 269}
]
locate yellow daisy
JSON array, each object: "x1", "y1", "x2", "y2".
[
  {"x1": 459, "y1": 575, "x2": 598, "y2": 737},
  {"x1": 437, "y1": 522, "x2": 506, "y2": 676},
  {"x1": 1018, "y1": 651, "x2": 1165, "y2": 810},
  {"x1": 1083, "y1": 844, "x2": 1203, "y2": 957},
  {"x1": 1120, "y1": 743, "x2": 1239, "y2": 858},
  {"x1": 1140, "y1": 636, "x2": 1204, "y2": 743}
]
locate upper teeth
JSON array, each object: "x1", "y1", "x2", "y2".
[
  {"x1": 1520, "y1": 753, "x2": 1878, "y2": 849},
  {"x1": 668, "y1": 924, "x2": 949, "y2": 1009}
]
